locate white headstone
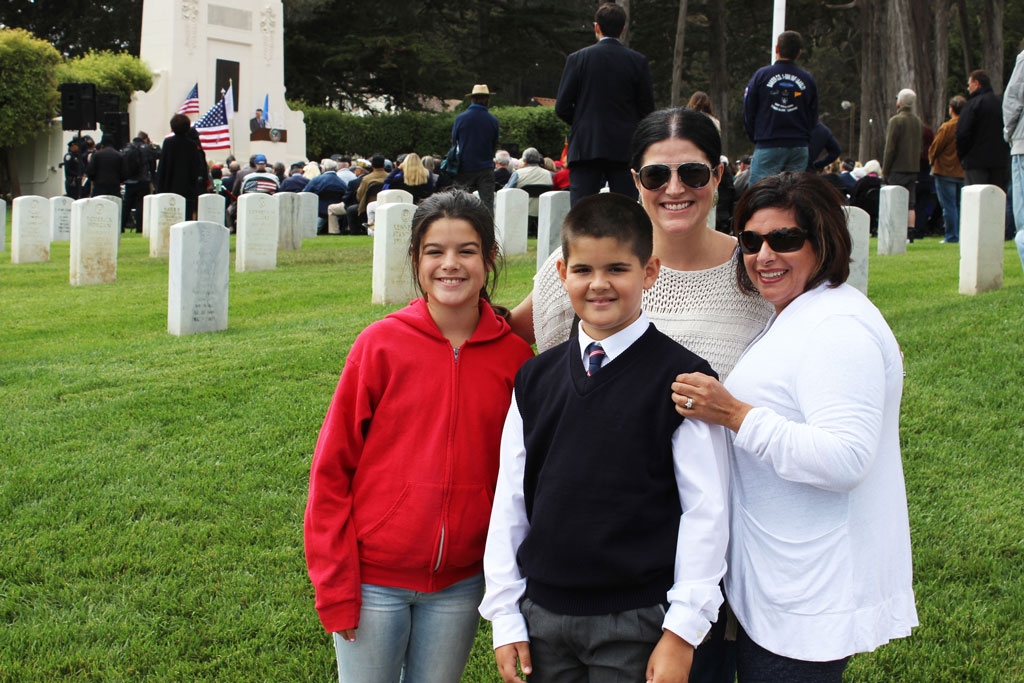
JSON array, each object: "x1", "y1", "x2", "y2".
[
  {"x1": 377, "y1": 189, "x2": 414, "y2": 206},
  {"x1": 372, "y1": 202, "x2": 418, "y2": 305},
  {"x1": 0, "y1": 200, "x2": 6, "y2": 251},
  {"x1": 50, "y1": 196, "x2": 73, "y2": 242},
  {"x1": 96, "y1": 194, "x2": 123, "y2": 229},
  {"x1": 877, "y1": 186, "x2": 908, "y2": 255},
  {"x1": 843, "y1": 206, "x2": 870, "y2": 295},
  {"x1": 150, "y1": 193, "x2": 186, "y2": 257},
  {"x1": 495, "y1": 187, "x2": 528, "y2": 256},
  {"x1": 275, "y1": 192, "x2": 303, "y2": 251},
  {"x1": 537, "y1": 191, "x2": 570, "y2": 271},
  {"x1": 959, "y1": 184, "x2": 1005, "y2": 295},
  {"x1": 236, "y1": 193, "x2": 279, "y2": 272},
  {"x1": 298, "y1": 192, "x2": 317, "y2": 239},
  {"x1": 168, "y1": 221, "x2": 230, "y2": 336},
  {"x1": 142, "y1": 194, "x2": 155, "y2": 237},
  {"x1": 70, "y1": 198, "x2": 119, "y2": 286},
  {"x1": 11, "y1": 195, "x2": 50, "y2": 263},
  {"x1": 198, "y1": 193, "x2": 226, "y2": 226}
]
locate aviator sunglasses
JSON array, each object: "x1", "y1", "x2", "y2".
[
  {"x1": 636, "y1": 162, "x2": 714, "y2": 190},
  {"x1": 738, "y1": 227, "x2": 810, "y2": 254}
]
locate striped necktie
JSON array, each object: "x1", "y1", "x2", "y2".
[{"x1": 585, "y1": 342, "x2": 605, "y2": 376}]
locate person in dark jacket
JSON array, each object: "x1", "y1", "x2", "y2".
[
  {"x1": 122, "y1": 136, "x2": 154, "y2": 232},
  {"x1": 956, "y1": 69, "x2": 1011, "y2": 190},
  {"x1": 743, "y1": 31, "x2": 818, "y2": 185},
  {"x1": 452, "y1": 84, "x2": 500, "y2": 211},
  {"x1": 156, "y1": 114, "x2": 207, "y2": 219},
  {"x1": 86, "y1": 135, "x2": 124, "y2": 198},
  {"x1": 555, "y1": 2, "x2": 655, "y2": 206}
]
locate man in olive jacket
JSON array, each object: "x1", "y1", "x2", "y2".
[{"x1": 882, "y1": 89, "x2": 922, "y2": 241}]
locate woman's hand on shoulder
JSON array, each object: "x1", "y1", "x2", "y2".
[{"x1": 672, "y1": 372, "x2": 752, "y2": 432}]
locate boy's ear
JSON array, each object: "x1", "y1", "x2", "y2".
[
  {"x1": 643, "y1": 255, "x2": 661, "y2": 289},
  {"x1": 556, "y1": 257, "x2": 568, "y2": 284}
]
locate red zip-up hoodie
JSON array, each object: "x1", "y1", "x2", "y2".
[{"x1": 304, "y1": 298, "x2": 533, "y2": 633}]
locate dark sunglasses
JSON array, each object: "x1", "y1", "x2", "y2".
[
  {"x1": 738, "y1": 227, "x2": 809, "y2": 254},
  {"x1": 637, "y1": 162, "x2": 714, "y2": 190}
]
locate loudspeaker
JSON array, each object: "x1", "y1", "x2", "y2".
[
  {"x1": 96, "y1": 92, "x2": 120, "y2": 118},
  {"x1": 59, "y1": 82, "x2": 97, "y2": 131},
  {"x1": 101, "y1": 112, "x2": 130, "y2": 150}
]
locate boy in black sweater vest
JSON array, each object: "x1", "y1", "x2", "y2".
[{"x1": 480, "y1": 193, "x2": 729, "y2": 683}]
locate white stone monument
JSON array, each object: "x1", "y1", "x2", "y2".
[
  {"x1": 495, "y1": 187, "x2": 528, "y2": 256},
  {"x1": 96, "y1": 195, "x2": 123, "y2": 231},
  {"x1": 877, "y1": 186, "x2": 908, "y2": 255},
  {"x1": 377, "y1": 189, "x2": 414, "y2": 206},
  {"x1": 142, "y1": 194, "x2": 155, "y2": 237},
  {"x1": 0, "y1": 199, "x2": 6, "y2": 251},
  {"x1": 843, "y1": 206, "x2": 870, "y2": 296},
  {"x1": 131, "y1": 0, "x2": 305, "y2": 166},
  {"x1": 236, "y1": 192, "x2": 279, "y2": 271},
  {"x1": 275, "y1": 192, "x2": 303, "y2": 251},
  {"x1": 959, "y1": 185, "x2": 1005, "y2": 295},
  {"x1": 11, "y1": 196, "x2": 50, "y2": 263},
  {"x1": 372, "y1": 202, "x2": 418, "y2": 306},
  {"x1": 50, "y1": 196, "x2": 73, "y2": 242},
  {"x1": 198, "y1": 193, "x2": 227, "y2": 225},
  {"x1": 298, "y1": 192, "x2": 317, "y2": 239},
  {"x1": 169, "y1": 221, "x2": 230, "y2": 335},
  {"x1": 70, "y1": 198, "x2": 119, "y2": 286},
  {"x1": 537, "y1": 191, "x2": 570, "y2": 271},
  {"x1": 150, "y1": 193, "x2": 186, "y2": 258}
]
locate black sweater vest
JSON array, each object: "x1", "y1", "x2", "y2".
[{"x1": 513, "y1": 324, "x2": 716, "y2": 616}]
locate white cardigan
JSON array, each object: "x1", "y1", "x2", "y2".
[{"x1": 724, "y1": 282, "x2": 918, "y2": 661}]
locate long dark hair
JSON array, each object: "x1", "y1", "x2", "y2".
[
  {"x1": 409, "y1": 190, "x2": 504, "y2": 309},
  {"x1": 733, "y1": 172, "x2": 851, "y2": 295}
]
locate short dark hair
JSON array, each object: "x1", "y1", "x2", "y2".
[
  {"x1": 969, "y1": 69, "x2": 991, "y2": 89},
  {"x1": 733, "y1": 172, "x2": 850, "y2": 295},
  {"x1": 169, "y1": 113, "x2": 191, "y2": 136},
  {"x1": 561, "y1": 193, "x2": 653, "y2": 264},
  {"x1": 949, "y1": 95, "x2": 967, "y2": 116},
  {"x1": 410, "y1": 190, "x2": 503, "y2": 307},
  {"x1": 841, "y1": 158, "x2": 855, "y2": 172},
  {"x1": 777, "y1": 30, "x2": 803, "y2": 60},
  {"x1": 370, "y1": 154, "x2": 386, "y2": 169},
  {"x1": 470, "y1": 94, "x2": 490, "y2": 106},
  {"x1": 595, "y1": 2, "x2": 626, "y2": 38},
  {"x1": 631, "y1": 107, "x2": 722, "y2": 172}
]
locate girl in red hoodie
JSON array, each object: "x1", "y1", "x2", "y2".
[{"x1": 305, "y1": 190, "x2": 534, "y2": 682}]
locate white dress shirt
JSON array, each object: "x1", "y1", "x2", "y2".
[{"x1": 479, "y1": 312, "x2": 730, "y2": 649}]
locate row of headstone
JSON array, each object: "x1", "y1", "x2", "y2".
[
  {"x1": 495, "y1": 188, "x2": 528, "y2": 257},
  {"x1": 536, "y1": 191, "x2": 571, "y2": 271},
  {"x1": 169, "y1": 221, "x2": 229, "y2": 336},
  {"x1": 51, "y1": 196, "x2": 72, "y2": 242},
  {"x1": 11, "y1": 196, "x2": 50, "y2": 263},
  {"x1": 0, "y1": 199, "x2": 6, "y2": 252}
]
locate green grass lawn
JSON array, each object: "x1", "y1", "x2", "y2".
[{"x1": 2, "y1": 220, "x2": 1023, "y2": 682}]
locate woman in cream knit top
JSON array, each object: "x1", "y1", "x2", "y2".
[{"x1": 513, "y1": 107, "x2": 772, "y2": 380}]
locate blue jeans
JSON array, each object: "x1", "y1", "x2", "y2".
[
  {"x1": 1012, "y1": 155, "x2": 1024, "y2": 275},
  {"x1": 749, "y1": 147, "x2": 810, "y2": 186},
  {"x1": 934, "y1": 174, "x2": 963, "y2": 242},
  {"x1": 333, "y1": 573, "x2": 484, "y2": 683}
]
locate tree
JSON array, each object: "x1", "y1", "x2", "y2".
[
  {"x1": 57, "y1": 51, "x2": 153, "y2": 110},
  {"x1": 670, "y1": 0, "x2": 690, "y2": 107},
  {"x1": 0, "y1": 28, "x2": 62, "y2": 197},
  {"x1": 0, "y1": 0, "x2": 142, "y2": 56}
]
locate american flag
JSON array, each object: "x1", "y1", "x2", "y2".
[
  {"x1": 194, "y1": 97, "x2": 232, "y2": 151},
  {"x1": 177, "y1": 83, "x2": 200, "y2": 115}
]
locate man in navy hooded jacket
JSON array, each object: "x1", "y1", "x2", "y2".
[{"x1": 743, "y1": 30, "x2": 818, "y2": 186}]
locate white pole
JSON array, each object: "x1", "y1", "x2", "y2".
[{"x1": 771, "y1": 0, "x2": 787, "y2": 63}]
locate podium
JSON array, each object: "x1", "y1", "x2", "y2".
[{"x1": 250, "y1": 128, "x2": 288, "y2": 143}]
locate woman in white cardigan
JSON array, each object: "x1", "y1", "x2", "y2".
[{"x1": 672, "y1": 172, "x2": 918, "y2": 682}]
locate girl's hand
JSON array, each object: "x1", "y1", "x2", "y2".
[
  {"x1": 672, "y1": 372, "x2": 752, "y2": 433},
  {"x1": 494, "y1": 641, "x2": 532, "y2": 682},
  {"x1": 645, "y1": 629, "x2": 692, "y2": 683},
  {"x1": 338, "y1": 628, "x2": 357, "y2": 643}
]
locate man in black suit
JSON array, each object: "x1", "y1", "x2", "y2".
[
  {"x1": 250, "y1": 108, "x2": 267, "y2": 133},
  {"x1": 555, "y1": 2, "x2": 655, "y2": 206}
]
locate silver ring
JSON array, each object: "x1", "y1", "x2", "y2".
[{"x1": 684, "y1": 397, "x2": 694, "y2": 410}]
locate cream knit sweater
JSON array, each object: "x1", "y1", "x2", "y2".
[{"x1": 532, "y1": 248, "x2": 773, "y2": 379}]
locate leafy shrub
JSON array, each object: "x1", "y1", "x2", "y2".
[
  {"x1": 57, "y1": 51, "x2": 153, "y2": 110},
  {"x1": 0, "y1": 28, "x2": 62, "y2": 147}
]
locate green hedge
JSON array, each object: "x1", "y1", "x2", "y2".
[
  {"x1": 297, "y1": 104, "x2": 569, "y2": 162},
  {"x1": 57, "y1": 51, "x2": 153, "y2": 111}
]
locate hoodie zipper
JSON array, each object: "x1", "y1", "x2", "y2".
[{"x1": 434, "y1": 344, "x2": 461, "y2": 572}]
